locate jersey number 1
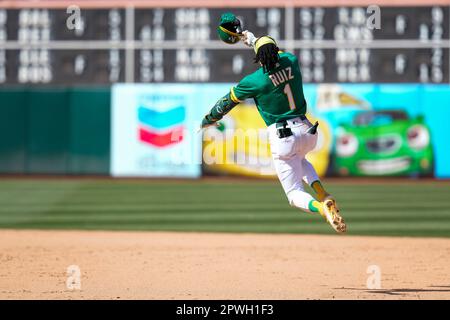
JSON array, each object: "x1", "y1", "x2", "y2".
[{"x1": 283, "y1": 84, "x2": 296, "y2": 111}]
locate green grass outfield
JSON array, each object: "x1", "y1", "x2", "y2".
[{"x1": 0, "y1": 178, "x2": 449, "y2": 237}]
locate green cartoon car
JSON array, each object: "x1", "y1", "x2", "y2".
[{"x1": 334, "y1": 110, "x2": 433, "y2": 176}]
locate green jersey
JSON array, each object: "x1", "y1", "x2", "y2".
[{"x1": 230, "y1": 51, "x2": 307, "y2": 126}]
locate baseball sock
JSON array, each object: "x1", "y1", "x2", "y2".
[
  {"x1": 287, "y1": 189, "x2": 317, "y2": 213},
  {"x1": 311, "y1": 180, "x2": 329, "y2": 202},
  {"x1": 308, "y1": 200, "x2": 324, "y2": 215}
]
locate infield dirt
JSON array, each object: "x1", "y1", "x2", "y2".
[{"x1": 1, "y1": 230, "x2": 449, "y2": 300}]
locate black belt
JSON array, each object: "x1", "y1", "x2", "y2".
[
  {"x1": 275, "y1": 115, "x2": 318, "y2": 138},
  {"x1": 275, "y1": 115, "x2": 306, "y2": 129},
  {"x1": 275, "y1": 120, "x2": 294, "y2": 138}
]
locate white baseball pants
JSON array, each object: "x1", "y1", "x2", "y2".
[{"x1": 268, "y1": 117, "x2": 320, "y2": 212}]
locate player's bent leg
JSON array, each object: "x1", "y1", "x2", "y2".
[
  {"x1": 300, "y1": 159, "x2": 329, "y2": 201},
  {"x1": 286, "y1": 187, "x2": 321, "y2": 214},
  {"x1": 310, "y1": 180, "x2": 347, "y2": 233},
  {"x1": 300, "y1": 159, "x2": 347, "y2": 233},
  {"x1": 287, "y1": 187, "x2": 347, "y2": 233},
  {"x1": 271, "y1": 154, "x2": 320, "y2": 215},
  {"x1": 310, "y1": 180, "x2": 340, "y2": 212},
  {"x1": 271, "y1": 131, "x2": 346, "y2": 232},
  {"x1": 310, "y1": 180, "x2": 331, "y2": 202}
]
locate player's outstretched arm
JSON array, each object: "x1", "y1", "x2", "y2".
[
  {"x1": 241, "y1": 30, "x2": 257, "y2": 48},
  {"x1": 200, "y1": 92, "x2": 239, "y2": 129}
]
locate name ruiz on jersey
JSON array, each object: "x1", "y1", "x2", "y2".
[{"x1": 269, "y1": 67, "x2": 293, "y2": 87}]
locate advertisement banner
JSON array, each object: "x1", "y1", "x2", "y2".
[
  {"x1": 111, "y1": 83, "x2": 450, "y2": 179},
  {"x1": 202, "y1": 83, "x2": 450, "y2": 178},
  {"x1": 306, "y1": 84, "x2": 450, "y2": 178},
  {"x1": 202, "y1": 104, "x2": 275, "y2": 177},
  {"x1": 202, "y1": 104, "x2": 332, "y2": 178},
  {"x1": 111, "y1": 84, "x2": 204, "y2": 177}
]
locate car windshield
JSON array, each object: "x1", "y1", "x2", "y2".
[{"x1": 353, "y1": 110, "x2": 408, "y2": 126}]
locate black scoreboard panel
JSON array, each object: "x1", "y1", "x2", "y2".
[
  {"x1": 134, "y1": 49, "x2": 258, "y2": 83},
  {"x1": 2, "y1": 49, "x2": 126, "y2": 84},
  {"x1": 3, "y1": 9, "x2": 126, "y2": 41},
  {"x1": 295, "y1": 6, "x2": 449, "y2": 40},
  {"x1": 372, "y1": 48, "x2": 449, "y2": 83},
  {"x1": 0, "y1": 6, "x2": 449, "y2": 85},
  {"x1": 296, "y1": 48, "x2": 450, "y2": 83},
  {"x1": 51, "y1": 49, "x2": 125, "y2": 83},
  {"x1": 134, "y1": 8, "x2": 286, "y2": 41},
  {"x1": 374, "y1": 6, "x2": 449, "y2": 40}
]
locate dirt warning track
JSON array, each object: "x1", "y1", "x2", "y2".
[{"x1": 0, "y1": 230, "x2": 449, "y2": 300}]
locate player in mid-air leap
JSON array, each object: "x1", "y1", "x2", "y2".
[{"x1": 200, "y1": 29, "x2": 347, "y2": 233}]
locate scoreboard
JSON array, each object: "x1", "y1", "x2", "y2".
[{"x1": 0, "y1": 5, "x2": 449, "y2": 84}]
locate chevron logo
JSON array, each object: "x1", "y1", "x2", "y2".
[{"x1": 137, "y1": 104, "x2": 186, "y2": 148}]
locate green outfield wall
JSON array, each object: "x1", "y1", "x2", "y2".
[
  {"x1": 1, "y1": 84, "x2": 449, "y2": 178},
  {"x1": 0, "y1": 88, "x2": 111, "y2": 175}
]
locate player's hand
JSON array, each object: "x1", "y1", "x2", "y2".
[
  {"x1": 198, "y1": 116, "x2": 219, "y2": 132},
  {"x1": 242, "y1": 30, "x2": 256, "y2": 48}
]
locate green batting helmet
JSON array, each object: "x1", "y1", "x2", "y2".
[{"x1": 217, "y1": 12, "x2": 242, "y2": 44}]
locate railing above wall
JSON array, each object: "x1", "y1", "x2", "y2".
[{"x1": 1, "y1": 0, "x2": 450, "y2": 8}]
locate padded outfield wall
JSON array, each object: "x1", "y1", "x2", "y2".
[
  {"x1": 0, "y1": 84, "x2": 449, "y2": 178},
  {"x1": 0, "y1": 87, "x2": 110, "y2": 174}
]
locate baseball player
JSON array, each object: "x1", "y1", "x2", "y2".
[{"x1": 200, "y1": 31, "x2": 347, "y2": 233}]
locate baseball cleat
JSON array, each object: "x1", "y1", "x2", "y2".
[{"x1": 321, "y1": 197, "x2": 347, "y2": 234}]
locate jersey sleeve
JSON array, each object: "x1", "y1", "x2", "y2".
[{"x1": 230, "y1": 74, "x2": 261, "y2": 103}]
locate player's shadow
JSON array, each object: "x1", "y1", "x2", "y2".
[{"x1": 336, "y1": 286, "x2": 450, "y2": 296}]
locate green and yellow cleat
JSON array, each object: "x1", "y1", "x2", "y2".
[{"x1": 321, "y1": 197, "x2": 347, "y2": 234}]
